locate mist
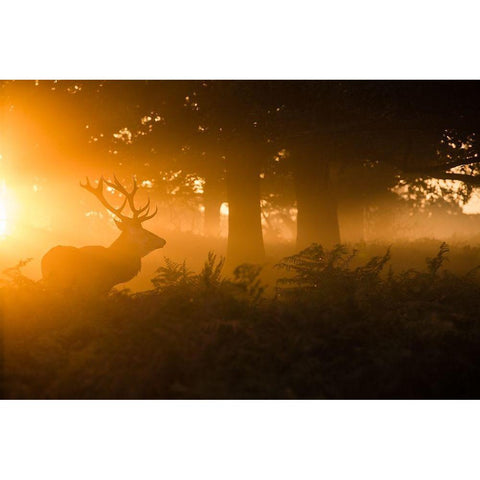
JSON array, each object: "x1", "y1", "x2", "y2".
[{"x1": 3, "y1": 80, "x2": 480, "y2": 290}]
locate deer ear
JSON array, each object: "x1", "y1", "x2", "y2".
[{"x1": 114, "y1": 219, "x2": 125, "y2": 230}]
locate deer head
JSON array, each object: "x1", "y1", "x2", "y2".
[{"x1": 80, "y1": 176, "x2": 166, "y2": 257}]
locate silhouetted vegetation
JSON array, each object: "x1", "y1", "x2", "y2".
[{"x1": 2, "y1": 242, "x2": 480, "y2": 399}]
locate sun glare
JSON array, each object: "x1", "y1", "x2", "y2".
[
  {"x1": 463, "y1": 192, "x2": 480, "y2": 214},
  {"x1": 0, "y1": 180, "x2": 10, "y2": 238},
  {"x1": 220, "y1": 202, "x2": 229, "y2": 216}
]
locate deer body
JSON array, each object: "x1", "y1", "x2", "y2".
[{"x1": 41, "y1": 176, "x2": 166, "y2": 294}]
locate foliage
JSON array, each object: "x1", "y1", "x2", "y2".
[
  {"x1": 151, "y1": 251, "x2": 227, "y2": 293},
  {"x1": 4, "y1": 244, "x2": 480, "y2": 399},
  {"x1": 151, "y1": 252, "x2": 265, "y2": 304},
  {"x1": 151, "y1": 258, "x2": 195, "y2": 289},
  {"x1": 0, "y1": 258, "x2": 35, "y2": 288},
  {"x1": 197, "y1": 251, "x2": 226, "y2": 291},
  {"x1": 275, "y1": 243, "x2": 390, "y2": 306},
  {"x1": 232, "y1": 264, "x2": 265, "y2": 304},
  {"x1": 426, "y1": 241, "x2": 449, "y2": 276}
]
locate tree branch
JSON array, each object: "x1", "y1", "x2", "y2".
[
  {"x1": 405, "y1": 170, "x2": 480, "y2": 186},
  {"x1": 402, "y1": 158, "x2": 480, "y2": 175}
]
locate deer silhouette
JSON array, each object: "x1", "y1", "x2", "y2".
[{"x1": 41, "y1": 176, "x2": 166, "y2": 294}]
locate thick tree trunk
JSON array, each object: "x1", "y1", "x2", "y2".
[
  {"x1": 294, "y1": 154, "x2": 340, "y2": 251},
  {"x1": 226, "y1": 154, "x2": 265, "y2": 265}
]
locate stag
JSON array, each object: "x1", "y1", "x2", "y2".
[{"x1": 41, "y1": 176, "x2": 166, "y2": 293}]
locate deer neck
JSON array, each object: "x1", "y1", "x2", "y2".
[
  {"x1": 104, "y1": 232, "x2": 142, "y2": 283},
  {"x1": 109, "y1": 231, "x2": 145, "y2": 258}
]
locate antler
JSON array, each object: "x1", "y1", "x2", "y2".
[{"x1": 81, "y1": 176, "x2": 158, "y2": 223}]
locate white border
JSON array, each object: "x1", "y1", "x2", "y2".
[
  {"x1": 1, "y1": 0, "x2": 479, "y2": 79},
  {"x1": 0, "y1": 401, "x2": 479, "y2": 479}
]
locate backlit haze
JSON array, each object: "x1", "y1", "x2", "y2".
[{"x1": 2, "y1": 80, "x2": 480, "y2": 290}]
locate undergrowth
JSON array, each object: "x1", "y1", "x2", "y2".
[{"x1": 2, "y1": 243, "x2": 480, "y2": 399}]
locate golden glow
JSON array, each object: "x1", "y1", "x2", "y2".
[
  {"x1": 113, "y1": 127, "x2": 133, "y2": 144},
  {"x1": 220, "y1": 202, "x2": 229, "y2": 216},
  {"x1": 2, "y1": 81, "x2": 480, "y2": 290},
  {"x1": 85, "y1": 210, "x2": 104, "y2": 218},
  {"x1": 463, "y1": 192, "x2": 480, "y2": 215},
  {"x1": 393, "y1": 178, "x2": 480, "y2": 214},
  {"x1": 0, "y1": 180, "x2": 13, "y2": 238},
  {"x1": 193, "y1": 178, "x2": 205, "y2": 194},
  {"x1": 141, "y1": 180, "x2": 154, "y2": 189},
  {"x1": 0, "y1": 206, "x2": 7, "y2": 237}
]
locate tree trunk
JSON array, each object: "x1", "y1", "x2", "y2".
[
  {"x1": 294, "y1": 153, "x2": 340, "y2": 251},
  {"x1": 226, "y1": 154, "x2": 265, "y2": 265}
]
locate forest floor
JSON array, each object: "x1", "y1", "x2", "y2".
[{"x1": 2, "y1": 240, "x2": 480, "y2": 399}]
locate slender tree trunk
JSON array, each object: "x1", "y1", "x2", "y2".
[
  {"x1": 226, "y1": 154, "x2": 265, "y2": 265},
  {"x1": 294, "y1": 151, "x2": 340, "y2": 251}
]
